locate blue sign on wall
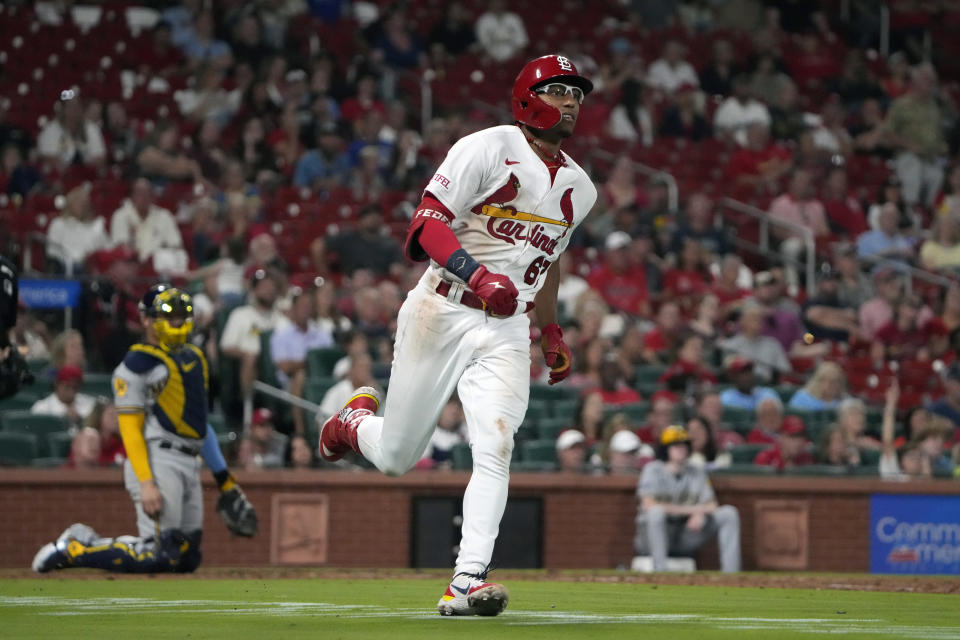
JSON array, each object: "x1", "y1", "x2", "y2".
[
  {"x1": 870, "y1": 494, "x2": 960, "y2": 575},
  {"x1": 18, "y1": 279, "x2": 82, "y2": 309}
]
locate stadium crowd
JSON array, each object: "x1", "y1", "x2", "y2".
[{"x1": 3, "y1": 0, "x2": 960, "y2": 479}]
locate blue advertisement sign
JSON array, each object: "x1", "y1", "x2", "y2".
[
  {"x1": 870, "y1": 494, "x2": 960, "y2": 575},
  {"x1": 18, "y1": 279, "x2": 82, "y2": 309}
]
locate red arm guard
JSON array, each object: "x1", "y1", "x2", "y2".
[{"x1": 403, "y1": 194, "x2": 460, "y2": 263}]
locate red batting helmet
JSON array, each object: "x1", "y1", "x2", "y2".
[{"x1": 511, "y1": 54, "x2": 594, "y2": 130}]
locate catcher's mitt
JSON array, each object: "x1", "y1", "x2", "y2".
[{"x1": 217, "y1": 487, "x2": 258, "y2": 537}]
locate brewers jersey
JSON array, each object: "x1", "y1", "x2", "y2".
[{"x1": 112, "y1": 343, "x2": 210, "y2": 448}]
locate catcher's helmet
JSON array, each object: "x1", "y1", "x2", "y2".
[
  {"x1": 511, "y1": 54, "x2": 593, "y2": 130},
  {"x1": 139, "y1": 285, "x2": 194, "y2": 351}
]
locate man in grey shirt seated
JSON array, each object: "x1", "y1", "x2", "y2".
[
  {"x1": 719, "y1": 302, "x2": 791, "y2": 384},
  {"x1": 634, "y1": 425, "x2": 741, "y2": 572}
]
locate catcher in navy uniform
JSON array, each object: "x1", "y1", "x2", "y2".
[{"x1": 32, "y1": 285, "x2": 257, "y2": 573}]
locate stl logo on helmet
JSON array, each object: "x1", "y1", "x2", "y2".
[{"x1": 556, "y1": 56, "x2": 572, "y2": 71}]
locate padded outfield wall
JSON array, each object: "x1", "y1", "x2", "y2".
[{"x1": 1, "y1": 469, "x2": 958, "y2": 573}]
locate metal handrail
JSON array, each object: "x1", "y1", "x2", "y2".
[
  {"x1": 252, "y1": 380, "x2": 321, "y2": 414},
  {"x1": 858, "y1": 255, "x2": 955, "y2": 294},
  {"x1": 718, "y1": 197, "x2": 817, "y2": 289},
  {"x1": 588, "y1": 148, "x2": 680, "y2": 215}
]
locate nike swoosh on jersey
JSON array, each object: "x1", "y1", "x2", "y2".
[
  {"x1": 505, "y1": 158, "x2": 520, "y2": 165},
  {"x1": 182, "y1": 361, "x2": 197, "y2": 372}
]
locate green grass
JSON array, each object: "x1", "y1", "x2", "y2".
[{"x1": 0, "y1": 575, "x2": 957, "y2": 639}]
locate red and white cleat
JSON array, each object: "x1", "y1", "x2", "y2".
[
  {"x1": 437, "y1": 572, "x2": 509, "y2": 616},
  {"x1": 318, "y1": 386, "x2": 380, "y2": 462}
]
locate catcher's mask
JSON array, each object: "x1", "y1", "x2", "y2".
[{"x1": 140, "y1": 285, "x2": 194, "y2": 351}]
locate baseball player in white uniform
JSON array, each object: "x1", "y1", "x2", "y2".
[{"x1": 319, "y1": 54, "x2": 597, "y2": 616}]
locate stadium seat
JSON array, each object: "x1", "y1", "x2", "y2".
[
  {"x1": 46, "y1": 430, "x2": 73, "y2": 459},
  {"x1": 0, "y1": 432, "x2": 39, "y2": 465},
  {"x1": 536, "y1": 418, "x2": 569, "y2": 441},
  {"x1": 635, "y1": 365, "x2": 668, "y2": 384},
  {"x1": 722, "y1": 406, "x2": 754, "y2": 435},
  {"x1": 451, "y1": 442, "x2": 472, "y2": 470},
  {"x1": 80, "y1": 373, "x2": 114, "y2": 398},
  {"x1": 305, "y1": 377, "x2": 336, "y2": 404},
  {"x1": 858, "y1": 448, "x2": 881, "y2": 467},
  {"x1": 520, "y1": 439, "x2": 558, "y2": 469},
  {"x1": 550, "y1": 398, "x2": 579, "y2": 421},
  {"x1": 525, "y1": 399, "x2": 551, "y2": 423},
  {"x1": 0, "y1": 391, "x2": 40, "y2": 412},
  {"x1": 609, "y1": 402, "x2": 649, "y2": 423},
  {"x1": 207, "y1": 413, "x2": 228, "y2": 434},
  {"x1": 516, "y1": 419, "x2": 538, "y2": 442},
  {"x1": 710, "y1": 463, "x2": 777, "y2": 476},
  {"x1": 306, "y1": 347, "x2": 346, "y2": 378},
  {"x1": 529, "y1": 384, "x2": 574, "y2": 403},
  {"x1": 0, "y1": 411, "x2": 70, "y2": 457},
  {"x1": 728, "y1": 444, "x2": 769, "y2": 464}
]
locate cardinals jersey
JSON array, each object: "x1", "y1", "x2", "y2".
[{"x1": 420, "y1": 125, "x2": 596, "y2": 300}]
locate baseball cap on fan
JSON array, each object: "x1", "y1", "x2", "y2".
[
  {"x1": 605, "y1": 231, "x2": 632, "y2": 251},
  {"x1": 555, "y1": 429, "x2": 586, "y2": 451},
  {"x1": 251, "y1": 408, "x2": 274, "y2": 426},
  {"x1": 610, "y1": 430, "x2": 641, "y2": 454}
]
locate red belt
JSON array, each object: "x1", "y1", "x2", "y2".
[
  {"x1": 436, "y1": 280, "x2": 487, "y2": 312},
  {"x1": 435, "y1": 281, "x2": 534, "y2": 316}
]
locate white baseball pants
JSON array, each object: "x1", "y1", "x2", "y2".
[{"x1": 356, "y1": 279, "x2": 530, "y2": 576}]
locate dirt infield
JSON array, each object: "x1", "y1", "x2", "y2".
[{"x1": 4, "y1": 567, "x2": 957, "y2": 594}]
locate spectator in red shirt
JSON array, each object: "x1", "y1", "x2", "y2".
[
  {"x1": 785, "y1": 32, "x2": 841, "y2": 91},
  {"x1": 663, "y1": 238, "x2": 709, "y2": 317},
  {"x1": 129, "y1": 21, "x2": 184, "y2": 78},
  {"x1": 340, "y1": 74, "x2": 386, "y2": 124},
  {"x1": 641, "y1": 301, "x2": 684, "y2": 364},
  {"x1": 711, "y1": 253, "x2": 751, "y2": 318},
  {"x1": 596, "y1": 352, "x2": 643, "y2": 406},
  {"x1": 872, "y1": 296, "x2": 948, "y2": 362},
  {"x1": 822, "y1": 166, "x2": 869, "y2": 238},
  {"x1": 659, "y1": 333, "x2": 718, "y2": 394},
  {"x1": 83, "y1": 400, "x2": 126, "y2": 467},
  {"x1": 637, "y1": 390, "x2": 678, "y2": 445},
  {"x1": 725, "y1": 122, "x2": 793, "y2": 195},
  {"x1": 754, "y1": 415, "x2": 815, "y2": 470},
  {"x1": 587, "y1": 231, "x2": 652, "y2": 316}
]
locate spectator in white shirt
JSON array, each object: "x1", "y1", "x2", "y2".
[
  {"x1": 270, "y1": 282, "x2": 336, "y2": 434},
  {"x1": 646, "y1": 40, "x2": 699, "y2": 95},
  {"x1": 319, "y1": 351, "x2": 380, "y2": 418},
  {"x1": 220, "y1": 268, "x2": 285, "y2": 398},
  {"x1": 37, "y1": 89, "x2": 106, "y2": 168},
  {"x1": 110, "y1": 178, "x2": 185, "y2": 265},
  {"x1": 31, "y1": 365, "x2": 96, "y2": 429},
  {"x1": 713, "y1": 74, "x2": 771, "y2": 147},
  {"x1": 474, "y1": 0, "x2": 528, "y2": 63},
  {"x1": 46, "y1": 183, "x2": 111, "y2": 271}
]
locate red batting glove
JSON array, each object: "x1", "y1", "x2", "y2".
[
  {"x1": 467, "y1": 265, "x2": 519, "y2": 316},
  {"x1": 540, "y1": 323, "x2": 572, "y2": 385}
]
